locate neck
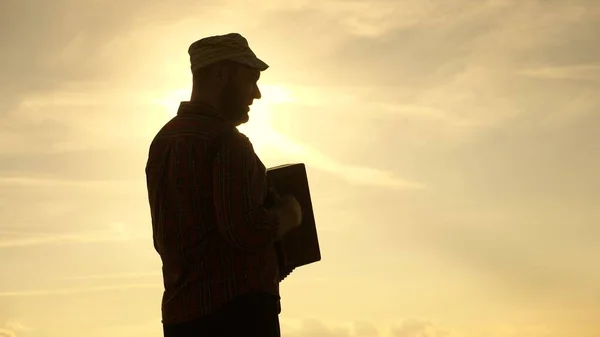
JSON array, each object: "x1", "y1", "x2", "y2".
[{"x1": 190, "y1": 86, "x2": 221, "y2": 110}]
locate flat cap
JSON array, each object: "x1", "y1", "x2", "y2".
[{"x1": 188, "y1": 33, "x2": 269, "y2": 73}]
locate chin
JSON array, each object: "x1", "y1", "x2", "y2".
[{"x1": 234, "y1": 113, "x2": 250, "y2": 126}]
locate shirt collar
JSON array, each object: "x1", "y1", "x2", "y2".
[{"x1": 176, "y1": 101, "x2": 226, "y2": 121}]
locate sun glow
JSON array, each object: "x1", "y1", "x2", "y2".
[
  {"x1": 239, "y1": 84, "x2": 296, "y2": 153},
  {"x1": 155, "y1": 88, "x2": 191, "y2": 117},
  {"x1": 155, "y1": 84, "x2": 296, "y2": 154}
]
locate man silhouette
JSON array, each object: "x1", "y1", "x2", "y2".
[{"x1": 145, "y1": 33, "x2": 302, "y2": 337}]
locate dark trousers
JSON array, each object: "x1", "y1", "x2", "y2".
[{"x1": 163, "y1": 292, "x2": 281, "y2": 337}]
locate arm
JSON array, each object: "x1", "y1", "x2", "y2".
[{"x1": 212, "y1": 134, "x2": 279, "y2": 250}]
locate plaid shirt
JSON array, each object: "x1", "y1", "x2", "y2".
[{"x1": 145, "y1": 101, "x2": 280, "y2": 324}]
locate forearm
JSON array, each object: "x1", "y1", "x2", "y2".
[
  {"x1": 212, "y1": 135, "x2": 281, "y2": 250},
  {"x1": 215, "y1": 202, "x2": 280, "y2": 250}
]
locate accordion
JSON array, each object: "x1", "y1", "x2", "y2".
[{"x1": 266, "y1": 163, "x2": 321, "y2": 281}]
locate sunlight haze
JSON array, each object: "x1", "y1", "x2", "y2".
[{"x1": 1, "y1": 0, "x2": 600, "y2": 336}]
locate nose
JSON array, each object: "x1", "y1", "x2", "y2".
[{"x1": 254, "y1": 84, "x2": 261, "y2": 100}]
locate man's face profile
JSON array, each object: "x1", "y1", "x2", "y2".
[{"x1": 220, "y1": 64, "x2": 262, "y2": 126}]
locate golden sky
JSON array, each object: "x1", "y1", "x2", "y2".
[{"x1": 1, "y1": 1, "x2": 600, "y2": 336}]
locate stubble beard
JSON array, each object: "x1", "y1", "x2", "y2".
[{"x1": 221, "y1": 84, "x2": 249, "y2": 126}]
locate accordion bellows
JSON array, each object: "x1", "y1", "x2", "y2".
[{"x1": 267, "y1": 163, "x2": 321, "y2": 281}]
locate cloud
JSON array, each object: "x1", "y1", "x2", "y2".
[
  {"x1": 232, "y1": 86, "x2": 425, "y2": 189},
  {"x1": 258, "y1": 0, "x2": 514, "y2": 86},
  {"x1": 269, "y1": 133, "x2": 424, "y2": 189},
  {"x1": 0, "y1": 147, "x2": 148, "y2": 182},
  {"x1": 3, "y1": 322, "x2": 29, "y2": 333},
  {"x1": 521, "y1": 64, "x2": 600, "y2": 81},
  {"x1": 413, "y1": 219, "x2": 600, "y2": 315},
  {"x1": 390, "y1": 319, "x2": 600, "y2": 337},
  {"x1": 235, "y1": 91, "x2": 425, "y2": 189},
  {"x1": 0, "y1": 284, "x2": 159, "y2": 297},
  {"x1": 353, "y1": 321, "x2": 379, "y2": 337},
  {"x1": 539, "y1": 89, "x2": 599, "y2": 129},
  {"x1": 6, "y1": 0, "x2": 597, "y2": 162},
  {"x1": 392, "y1": 319, "x2": 447, "y2": 337},
  {"x1": 0, "y1": 172, "x2": 150, "y2": 240},
  {"x1": 0, "y1": 176, "x2": 137, "y2": 188},
  {"x1": 88, "y1": 320, "x2": 161, "y2": 337},
  {"x1": 0, "y1": 0, "x2": 216, "y2": 86},
  {"x1": 65, "y1": 271, "x2": 160, "y2": 281},
  {"x1": 0, "y1": 322, "x2": 30, "y2": 337},
  {"x1": 282, "y1": 318, "x2": 379, "y2": 337},
  {"x1": 0, "y1": 225, "x2": 147, "y2": 248},
  {"x1": 281, "y1": 318, "x2": 600, "y2": 337},
  {"x1": 242, "y1": 121, "x2": 424, "y2": 189},
  {"x1": 261, "y1": 0, "x2": 453, "y2": 40},
  {"x1": 0, "y1": 86, "x2": 166, "y2": 157},
  {"x1": 254, "y1": 0, "x2": 600, "y2": 146}
]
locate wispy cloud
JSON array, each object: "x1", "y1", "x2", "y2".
[
  {"x1": 237, "y1": 88, "x2": 426, "y2": 190},
  {"x1": 244, "y1": 124, "x2": 425, "y2": 190},
  {"x1": 87, "y1": 319, "x2": 161, "y2": 337},
  {"x1": 253, "y1": 0, "x2": 600, "y2": 143},
  {"x1": 0, "y1": 284, "x2": 159, "y2": 297},
  {"x1": 414, "y1": 220, "x2": 600, "y2": 312},
  {"x1": 521, "y1": 64, "x2": 600, "y2": 81},
  {"x1": 0, "y1": 226, "x2": 147, "y2": 248},
  {"x1": 270, "y1": 132, "x2": 424, "y2": 189},
  {"x1": 392, "y1": 318, "x2": 447, "y2": 337},
  {"x1": 3, "y1": 322, "x2": 30, "y2": 334},
  {"x1": 0, "y1": 329, "x2": 16, "y2": 337},
  {"x1": 280, "y1": 318, "x2": 379, "y2": 337},
  {"x1": 0, "y1": 2, "x2": 599, "y2": 337},
  {"x1": 3, "y1": 87, "x2": 165, "y2": 144},
  {"x1": 0, "y1": 321, "x2": 31, "y2": 337},
  {"x1": 0, "y1": 176, "x2": 138, "y2": 189},
  {"x1": 65, "y1": 272, "x2": 160, "y2": 281}
]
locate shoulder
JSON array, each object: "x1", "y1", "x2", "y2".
[
  {"x1": 228, "y1": 129, "x2": 255, "y2": 151},
  {"x1": 217, "y1": 129, "x2": 259, "y2": 165}
]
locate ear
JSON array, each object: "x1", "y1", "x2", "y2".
[{"x1": 215, "y1": 61, "x2": 234, "y2": 86}]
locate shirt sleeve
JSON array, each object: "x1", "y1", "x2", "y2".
[{"x1": 212, "y1": 133, "x2": 279, "y2": 250}]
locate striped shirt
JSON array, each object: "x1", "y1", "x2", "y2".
[{"x1": 145, "y1": 101, "x2": 280, "y2": 324}]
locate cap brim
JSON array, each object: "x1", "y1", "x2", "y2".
[{"x1": 231, "y1": 55, "x2": 269, "y2": 71}]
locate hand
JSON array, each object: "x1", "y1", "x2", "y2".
[
  {"x1": 273, "y1": 195, "x2": 302, "y2": 238},
  {"x1": 280, "y1": 195, "x2": 302, "y2": 226},
  {"x1": 266, "y1": 186, "x2": 282, "y2": 207}
]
